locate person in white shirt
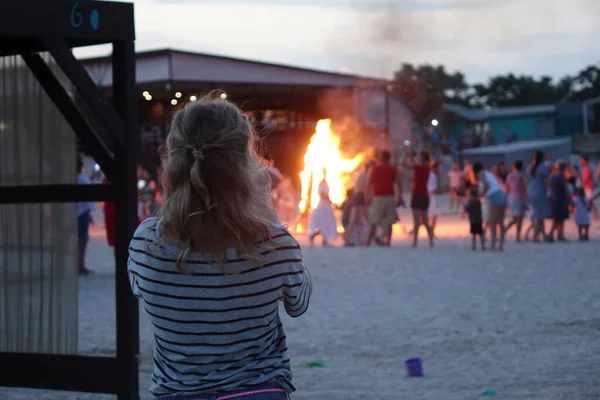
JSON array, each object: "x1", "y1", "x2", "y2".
[
  {"x1": 473, "y1": 161, "x2": 507, "y2": 251},
  {"x1": 428, "y1": 161, "x2": 440, "y2": 237},
  {"x1": 446, "y1": 162, "x2": 463, "y2": 213},
  {"x1": 77, "y1": 155, "x2": 95, "y2": 275}
]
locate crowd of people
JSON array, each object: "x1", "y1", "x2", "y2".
[
  {"x1": 78, "y1": 145, "x2": 600, "y2": 273},
  {"x1": 459, "y1": 153, "x2": 600, "y2": 249},
  {"x1": 306, "y1": 148, "x2": 600, "y2": 251}
]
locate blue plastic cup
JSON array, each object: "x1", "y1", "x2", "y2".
[{"x1": 405, "y1": 358, "x2": 423, "y2": 377}]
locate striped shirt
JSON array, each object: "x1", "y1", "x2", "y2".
[{"x1": 128, "y1": 218, "x2": 312, "y2": 398}]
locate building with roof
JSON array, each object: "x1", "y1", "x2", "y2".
[
  {"x1": 443, "y1": 102, "x2": 585, "y2": 144},
  {"x1": 443, "y1": 103, "x2": 557, "y2": 141},
  {"x1": 80, "y1": 48, "x2": 411, "y2": 181}
]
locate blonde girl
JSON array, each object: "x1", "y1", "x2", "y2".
[{"x1": 128, "y1": 93, "x2": 311, "y2": 400}]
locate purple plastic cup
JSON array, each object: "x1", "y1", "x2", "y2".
[{"x1": 405, "y1": 358, "x2": 423, "y2": 377}]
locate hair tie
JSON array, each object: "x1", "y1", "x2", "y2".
[{"x1": 192, "y1": 148, "x2": 205, "y2": 161}]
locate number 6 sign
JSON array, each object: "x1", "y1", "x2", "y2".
[
  {"x1": 71, "y1": 3, "x2": 83, "y2": 28},
  {"x1": 71, "y1": 3, "x2": 100, "y2": 31}
]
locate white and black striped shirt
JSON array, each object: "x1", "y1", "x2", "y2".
[{"x1": 128, "y1": 218, "x2": 312, "y2": 398}]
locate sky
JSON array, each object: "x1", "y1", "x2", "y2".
[{"x1": 77, "y1": 0, "x2": 600, "y2": 84}]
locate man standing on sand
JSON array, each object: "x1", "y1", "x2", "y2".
[
  {"x1": 366, "y1": 150, "x2": 403, "y2": 246},
  {"x1": 581, "y1": 156, "x2": 597, "y2": 219}
]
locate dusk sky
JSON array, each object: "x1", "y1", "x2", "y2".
[{"x1": 78, "y1": 0, "x2": 600, "y2": 84}]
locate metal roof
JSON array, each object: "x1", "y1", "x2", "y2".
[
  {"x1": 444, "y1": 103, "x2": 556, "y2": 121},
  {"x1": 81, "y1": 48, "x2": 390, "y2": 88},
  {"x1": 461, "y1": 138, "x2": 571, "y2": 156}
]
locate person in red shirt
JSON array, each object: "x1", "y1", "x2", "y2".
[
  {"x1": 103, "y1": 176, "x2": 143, "y2": 249},
  {"x1": 580, "y1": 156, "x2": 597, "y2": 219},
  {"x1": 405, "y1": 149, "x2": 434, "y2": 248},
  {"x1": 366, "y1": 150, "x2": 402, "y2": 246}
]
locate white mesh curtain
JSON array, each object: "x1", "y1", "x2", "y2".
[{"x1": 0, "y1": 54, "x2": 78, "y2": 354}]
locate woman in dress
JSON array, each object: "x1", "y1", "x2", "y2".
[
  {"x1": 308, "y1": 169, "x2": 338, "y2": 246},
  {"x1": 527, "y1": 150, "x2": 552, "y2": 242},
  {"x1": 472, "y1": 161, "x2": 507, "y2": 251},
  {"x1": 548, "y1": 160, "x2": 571, "y2": 241},
  {"x1": 503, "y1": 160, "x2": 528, "y2": 242}
]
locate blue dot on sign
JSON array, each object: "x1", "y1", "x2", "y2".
[{"x1": 90, "y1": 9, "x2": 100, "y2": 30}]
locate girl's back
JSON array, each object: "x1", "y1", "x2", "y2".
[
  {"x1": 506, "y1": 171, "x2": 524, "y2": 199},
  {"x1": 127, "y1": 94, "x2": 311, "y2": 399},
  {"x1": 527, "y1": 163, "x2": 549, "y2": 197},
  {"x1": 129, "y1": 219, "x2": 310, "y2": 397}
]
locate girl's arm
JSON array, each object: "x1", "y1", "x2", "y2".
[
  {"x1": 402, "y1": 151, "x2": 415, "y2": 169},
  {"x1": 542, "y1": 166, "x2": 551, "y2": 189},
  {"x1": 479, "y1": 172, "x2": 489, "y2": 196},
  {"x1": 395, "y1": 166, "x2": 404, "y2": 200},
  {"x1": 562, "y1": 176, "x2": 572, "y2": 204},
  {"x1": 520, "y1": 176, "x2": 529, "y2": 203},
  {"x1": 365, "y1": 168, "x2": 374, "y2": 204}
]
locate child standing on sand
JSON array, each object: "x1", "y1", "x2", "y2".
[
  {"x1": 573, "y1": 187, "x2": 591, "y2": 241},
  {"x1": 128, "y1": 94, "x2": 311, "y2": 399},
  {"x1": 464, "y1": 186, "x2": 485, "y2": 250},
  {"x1": 308, "y1": 169, "x2": 338, "y2": 246}
]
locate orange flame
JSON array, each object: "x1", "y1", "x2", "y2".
[{"x1": 298, "y1": 119, "x2": 364, "y2": 217}]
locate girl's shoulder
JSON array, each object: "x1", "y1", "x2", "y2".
[
  {"x1": 266, "y1": 224, "x2": 300, "y2": 248},
  {"x1": 133, "y1": 217, "x2": 158, "y2": 239}
]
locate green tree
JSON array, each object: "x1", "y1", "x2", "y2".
[
  {"x1": 391, "y1": 63, "x2": 471, "y2": 126},
  {"x1": 571, "y1": 63, "x2": 600, "y2": 101},
  {"x1": 470, "y1": 74, "x2": 572, "y2": 108}
]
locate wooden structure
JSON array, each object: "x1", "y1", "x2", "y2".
[{"x1": 0, "y1": 1, "x2": 140, "y2": 398}]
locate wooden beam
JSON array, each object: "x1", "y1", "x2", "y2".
[
  {"x1": 20, "y1": 52, "x2": 116, "y2": 180},
  {"x1": 0, "y1": 1, "x2": 134, "y2": 43},
  {"x1": 0, "y1": 353, "x2": 120, "y2": 394},
  {"x1": 43, "y1": 37, "x2": 125, "y2": 147},
  {"x1": 111, "y1": 39, "x2": 140, "y2": 400}
]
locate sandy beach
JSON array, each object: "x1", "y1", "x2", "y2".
[{"x1": 2, "y1": 195, "x2": 600, "y2": 400}]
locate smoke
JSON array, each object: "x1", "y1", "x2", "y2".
[{"x1": 326, "y1": 0, "x2": 600, "y2": 83}]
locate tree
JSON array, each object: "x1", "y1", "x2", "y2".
[
  {"x1": 390, "y1": 61, "x2": 600, "y2": 119},
  {"x1": 571, "y1": 64, "x2": 600, "y2": 101},
  {"x1": 390, "y1": 63, "x2": 471, "y2": 126},
  {"x1": 470, "y1": 74, "x2": 572, "y2": 108}
]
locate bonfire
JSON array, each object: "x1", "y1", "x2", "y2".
[{"x1": 296, "y1": 119, "x2": 366, "y2": 233}]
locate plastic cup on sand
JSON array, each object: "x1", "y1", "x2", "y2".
[{"x1": 405, "y1": 358, "x2": 423, "y2": 377}]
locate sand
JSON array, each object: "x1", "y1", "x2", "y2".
[{"x1": 2, "y1": 195, "x2": 600, "y2": 400}]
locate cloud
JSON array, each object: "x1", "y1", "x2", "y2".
[{"x1": 78, "y1": 0, "x2": 599, "y2": 83}]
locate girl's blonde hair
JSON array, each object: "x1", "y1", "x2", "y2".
[{"x1": 156, "y1": 93, "x2": 276, "y2": 273}]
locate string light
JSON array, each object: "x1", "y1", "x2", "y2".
[
  {"x1": 145, "y1": 95, "x2": 152, "y2": 101},
  {"x1": 189, "y1": 95, "x2": 197, "y2": 102},
  {"x1": 142, "y1": 91, "x2": 149, "y2": 97},
  {"x1": 171, "y1": 99, "x2": 178, "y2": 106},
  {"x1": 220, "y1": 92, "x2": 227, "y2": 100},
  {"x1": 175, "y1": 92, "x2": 182, "y2": 98}
]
